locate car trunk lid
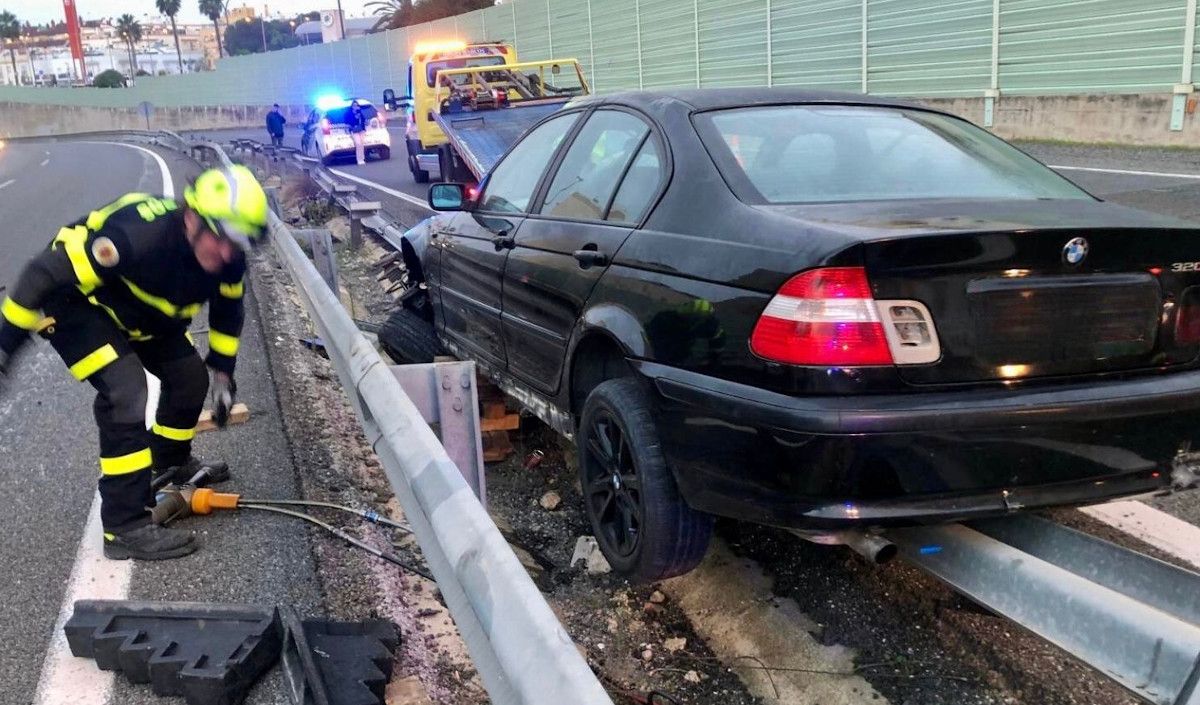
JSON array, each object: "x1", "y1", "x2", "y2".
[{"x1": 760, "y1": 199, "x2": 1200, "y2": 384}]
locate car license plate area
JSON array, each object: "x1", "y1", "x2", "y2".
[{"x1": 967, "y1": 274, "x2": 1160, "y2": 365}]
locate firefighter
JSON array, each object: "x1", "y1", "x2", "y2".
[{"x1": 0, "y1": 166, "x2": 268, "y2": 560}]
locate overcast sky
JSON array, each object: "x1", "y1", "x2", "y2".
[{"x1": 2, "y1": 1, "x2": 378, "y2": 25}]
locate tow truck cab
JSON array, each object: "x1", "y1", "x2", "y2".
[{"x1": 398, "y1": 40, "x2": 517, "y2": 183}]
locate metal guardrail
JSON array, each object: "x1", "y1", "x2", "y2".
[{"x1": 169, "y1": 136, "x2": 613, "y2": 705}]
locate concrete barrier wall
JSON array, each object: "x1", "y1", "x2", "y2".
[
  {"x1": 925, "y1": 93, "x2": 1199, "y2": 147},
  {"x1": 0, "y1": 102, "x2": 310, "y2": 139},
  {"x1": 4, "y1": 92, "x2": 1197, "y2": 147}
]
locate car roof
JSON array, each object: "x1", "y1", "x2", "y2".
[{"x1": 569, "y1": 87, "x2": 934, "y2": 115}]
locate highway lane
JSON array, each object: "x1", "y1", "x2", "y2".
[{"x1": 0, "y1": 140, "x2": 322, "y2": 705}]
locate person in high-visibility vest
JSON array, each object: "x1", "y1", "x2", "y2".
[{"x1": 0, "y1": 166, "x2": 268, "y2": 560}]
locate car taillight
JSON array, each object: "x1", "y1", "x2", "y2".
[
  {"x1": 751, "y1": 267, "x2": 893, "y2": 366},
  {"x1": 1176, "y1": 287, "x2": 1200, "y2": 344},
  {"x1": 492, "y1": 88, "x2": 508, "y2": 106},
  {"x1": 321, "y1": 118, "x2": 331, "y2": 135}
]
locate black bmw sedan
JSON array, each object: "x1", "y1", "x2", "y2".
[{"x1": 388, "y1": 88, "x2": 1200, "y2": 581}]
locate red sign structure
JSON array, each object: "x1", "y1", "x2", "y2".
[{"x1": 63, "y1": 0, "x2": 86, "y2": 82}]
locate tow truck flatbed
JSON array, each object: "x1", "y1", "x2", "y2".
[{"x1": 420, "y1": 59, "x2": 589, "y2": 182}]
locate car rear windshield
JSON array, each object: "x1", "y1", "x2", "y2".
[
  {"x1": 426, "y1": 56, "x2": 507, "y2": 87},
  {"x1": 326, "y1": 104, "x2": 378, "y2": 125},
  {"x1": 694, "y1": 106, "x2": 1092, "y2": 204}
]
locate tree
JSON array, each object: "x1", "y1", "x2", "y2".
[
  {"x1": 0, "y1": 10, "x2": 20, "y2": 86},
  {"x1": 367, "y1": 0, "x2": 413, "y2": 31},
  {"x1": 93, "y1": 68, "x2": 125, "y2": 88},
  {"x1": 198, "y1": 0, "x2": 224, "y2": 59},
  {"x1": 224, "y1": 18, "x2": 300, "y2": 56},
  {"x1": 116, "y1": 14, "x2": 141, "y2": 84},
  {"x1": 156, "y1": 0, "x2": 184, "y2": 74}
]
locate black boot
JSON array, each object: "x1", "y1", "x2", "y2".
[
  {"x1": 103, "y1": 523, "x2": 196, "y2": 561},
  {"x1": 152, "y1": 456, "x2": 230, "y2": 490}
]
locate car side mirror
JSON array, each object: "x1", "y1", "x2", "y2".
[
  {"x1": 429, "y1": 183, "x2": 467, "y2": 211},
  {"x1": 382, "y1": 88, "x2": 396, "y2": 110}
]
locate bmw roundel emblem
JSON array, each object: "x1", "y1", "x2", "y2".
[{"x1": 1063, "y1": 237, "x2": 1089, "y2": 265}]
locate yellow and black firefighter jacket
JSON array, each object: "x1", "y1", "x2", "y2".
[{"x1": 0, "y1": 193, "x2": 246, "y2": 376}]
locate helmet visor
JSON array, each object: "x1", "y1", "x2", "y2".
[{"x1": 204, "y1": 215, "x2": 261, "y2": 251}]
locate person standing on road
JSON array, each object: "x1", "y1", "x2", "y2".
[
  {"x1": 349, "y1": 100, "x2": 367, "y2": 166},
  {"x1": 301, "y1": 104, "x2": 320, "y2": 156},
  {"x1": 266, "y1": 103, "x2": 287, "y2": 148},
  {"x1": 0, "y1": 166, "x2": 269, "y2": 561}
]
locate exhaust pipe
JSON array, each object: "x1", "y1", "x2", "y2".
[
  {"x1": 843, "y1": 532, "x2": 898, "y2": 565},
  {"x1": 790, "y1": 529, "x2": 898, "y2": 566}
]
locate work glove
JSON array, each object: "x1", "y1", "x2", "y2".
[{"x1": 210, "y1": 371, "x2": 236, "y2": 428}]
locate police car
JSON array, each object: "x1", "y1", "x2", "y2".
[{"x1": 313, "y1": 96, "x2": 391, "y2": 165}]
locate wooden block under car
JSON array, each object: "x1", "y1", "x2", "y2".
[
  {"x1": 196, "y1": 403, "x2": 250, "y2": 433},
  {"x1": 482, "y1": 430, "x2": 514, "y2": 462}
]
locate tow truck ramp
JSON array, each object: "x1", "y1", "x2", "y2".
[{"x1": 889, "y1": 514, "x2": 1200, "y2": 704}]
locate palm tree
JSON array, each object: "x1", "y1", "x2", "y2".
[
  {"x1": 367, "y1": 0, "x2": 413, "y2": 31},
  {"x1": 0, "y1": 11, "x2": 20, "y2": 86},
  {"x1": 198, "y1": 0, "x2": 224, "y2": 59},
  {"x1": 116, "y1": 14, "x2": 141, "y2": 83},
  {"x1": 156, "y1": 0, "x2": 184, "y2": 74}
]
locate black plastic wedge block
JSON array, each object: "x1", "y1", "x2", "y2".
[
  {"x1": 64, "y1": 600, "x2": 282, "y2": 705},
  {"x1": 279, "y1": 607, "x2": 400, "y2": 705}
]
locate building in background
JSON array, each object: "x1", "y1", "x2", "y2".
[
  {"x1": 228, "y1": 5, "x2": 258, "y2": 24},
  {"x1": 294, "y1": 10, "x2": 379, "y2": 44}
]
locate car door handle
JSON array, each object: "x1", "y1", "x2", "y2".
[
  {"x1": 573, "y1": 249, "x2": 609, "y2": 269},
  {"x1": 492, "y1": 233, "x2": 516, "y2": 250}
]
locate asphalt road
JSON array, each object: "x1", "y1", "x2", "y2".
[{"x1": 0, "y1": 140, "x2": 322, "y2": 705}]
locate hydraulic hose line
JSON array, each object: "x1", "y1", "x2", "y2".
[
  {"x1": 239, "y1": 498, "x2": 412, "y2": 533},
  {"x1": 239, "y1": 503, "x2": 433, "y2": 581}
]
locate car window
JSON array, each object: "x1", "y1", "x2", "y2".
[
  {"x1": 696, "y1": 106, "x2": 1092, "y2": 204},
  {"x1": 478, "y1": 113, "x2": 580, "y2": 214},
  {"x1": 539, "y1": 110, "x2": 649, "y2": 221},
  {"x1": 606, "y1": 137, "x2": 663, "y2": 224}
]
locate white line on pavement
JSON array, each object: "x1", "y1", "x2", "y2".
[
  {"x1": 0, "y1": 179, "x2": 14, "y2": 190},
  {"x1": 1082, "y1": 500, "x2": 1200, "y2": 571},
  {"x1": 40, "y1": 158, "x2": 49, "y2": 167},
  {"x1": 1049, "y1": 164, "x2": 1200, "y2": 180},
  {"x1": 33, "y1": 139, "x2": 174, "y2": 705},
  {"x1": 328, "y1": 167, "x2": 431, "y2": 210},
  {"x1": 31, "y1": 497, "x2": 132, "y2": 705}
]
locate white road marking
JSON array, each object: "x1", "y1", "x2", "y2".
[
  {"x1": 328, "y1": 167, "x2": 431, "y2": 210},
  {"x1": 1082, "y1": 500, "x2": 1200, "y2": 571},
  {"x1": 1050, "y1": 164, "x2": 1200, "y2": 180},
  {"x1": 31, "y1": 497, "x2": 132, "y2": 705},
  {"x1": 0, "y1": 179, "x2": 14, "y2": 190},
  {"x1": 33, "y1": 139, "x2": 174, "y2": 705},
  {"x1": 40, "y1": 158, "x2": 49, "y2": 167}
]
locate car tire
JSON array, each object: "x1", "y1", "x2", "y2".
[
  {"x1": 378, "y1": 307, "x2": 442, "y2": 364},
  {"x1": 577, "y1": 377, "x2": 713, "y2": 582},
  {"x1": 409, "y1": 154, "x2": 430, "y2": 183},
  {"x1": 437, "y1": 144, "x2": 454, "y2": 183}
]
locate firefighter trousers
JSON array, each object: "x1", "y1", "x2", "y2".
[{"x1": 41, "y1": 295, "x2": 209, "y2": 532}]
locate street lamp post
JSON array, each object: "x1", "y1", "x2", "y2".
[{"x1": 336, "y1": 0, "x2": 345, "y2": 40}]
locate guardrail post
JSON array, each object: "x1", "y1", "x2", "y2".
[
  {"x1": 264, "y1": 186, "x2": 282, "y2": 219},
  {"x1": 347, "y1": 201, "x2": 381, "y2": 252},
  {"x1": 294, "y1": 228, "x2": 339, "y2": 293}
]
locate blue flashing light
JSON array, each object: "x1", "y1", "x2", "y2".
[
  {"x1": 918, "y1": 545, "x2": 943, "y2": 555},
  {"x1": 315, "y1": 94, "x2": 347, "y2": 111}
]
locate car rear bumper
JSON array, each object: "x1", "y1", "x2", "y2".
[{"x1": 633, "y1": 360, "x2": 1198, "y2": 529}]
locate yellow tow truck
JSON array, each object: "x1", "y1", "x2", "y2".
[{"x1": 388, "y1": 40, "x2": 589, "y2": 183}]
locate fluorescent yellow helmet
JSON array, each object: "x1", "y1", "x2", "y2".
[{"x1": 183, "y1": 165, "x2": 269, "y2": 250}]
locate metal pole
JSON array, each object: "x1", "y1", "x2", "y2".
[
  {"x1": 1184, "y1": 0, "x2": 1197, "y2": 86},
  {"x1": 261, "y1": 12, "x2": 267, "y2": 53},
  {"x1": 693, "y1": 0, "x2": 700, "y2": 88},
  {"x1": 586, "y1": 0, "x2": 596, "y2": 90},
  {"x1": 336, "y1": 0, "x2": 346, "y2": 40},
  {"x1": 634, "y1": 0, "x2": 643, "y2": 89},
  {"x1": 766, "y1": 0, "x2": 772, "y2": 87},
  {"x1": 860, "y1": 0, "x2": 868, "y2": 93},
  {"x1": 991, "y1": 0, "x2": 1000, "y2": 90},
  {"x1": 546, "y1": 0, "x2": 554, "y2": 57}
]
